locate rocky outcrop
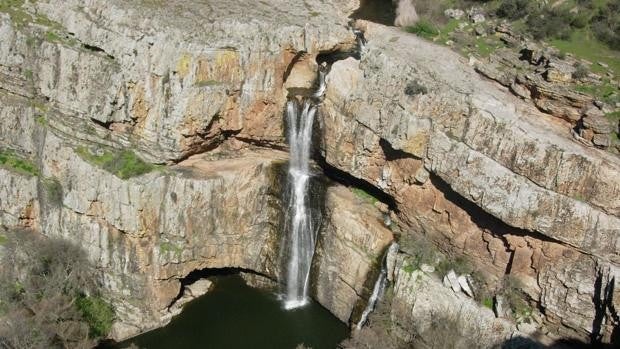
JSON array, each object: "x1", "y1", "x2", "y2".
[
  {"x1": 0, "y1": 0, "x2": 357, "y2": 163},
  {"x1": 313, "y1": 186, "x2": 393, "y2": 323},
  {"x1": 321, "y1": 20, "x2": 620, "y2": 341},
  {"x1": 1, "y1": 0, "x2": 619, "y2": 347},
  {"x1": 389, "y1": 253, "x2": 515, "y2": 348}
]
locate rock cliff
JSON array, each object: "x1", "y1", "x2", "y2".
[{"x1": 0, "y1": 0, "x2": 618, "y2": 346}]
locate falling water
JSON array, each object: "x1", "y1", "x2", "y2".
[
  {"x1": 313, "y1": 70, "x2": 326, "y2": 98},
  {"x1": 283, "y1": 99, "x2": 318, "y2": 310},
  {"x1": 356, "y1": 242, "x2": 399, "y2": 330}
]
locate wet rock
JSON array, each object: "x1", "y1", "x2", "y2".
[
  {"x1": 185, "y1": 279, "x2": 213, "y2": 298},
  {"x1": 313, "y1": 186, "x2": 394, "y2": 323}
]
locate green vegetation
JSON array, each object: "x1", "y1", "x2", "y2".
[
  {"x1": 76, "y1": 146, "x2": 156, "y2": 179},
  {"x1": 402, "y1": 262, "x2": 416, "y2": 274},
  {"x1": 405, "y1": 19, "x2": 439, "y2": 40},
  {"x1": 551, "y1": 29, "x2": 620, "y2": 76},
  {"x1": 0, "y1": 234, "x2": 6, "y2": 246},
  {"x1": 35, "y1": 114, "x2": 47, "y2": 125},
  {"x1": 76, "y1": 295, "x2": 115, "y2": 337},
  {"x1": 0, "y1": 149, "x2": 39, "y2": 176},
  {"x1": 42, "y1": 177, "x2": 63, "y2": 207},
  {"x1": 195, "y1": 79, "x2": 221, "y2": 87},
  {"x1": 0, "y1": 0, "x2": 32, "y2": 29},
  {"x1": 435, "y1": 255, "x2": 473, "y2": 277},
  {"x1": 351, "y1": 187, "x2": 379, "y2": 205},
  {"x1": 502, "y1": 275, "x2": 532, "y2": 322},
  {"x1": 402, "y1": 234, "x2": 438, "y2": 272},
  {"x1": 160, "y1": 241, "x2": 183, "y2": 258},
  {"x1": 482, "y1": 297, "x2": 494, "y2": 310},
  {"x1": 0, "y1": 231, "x2": 114, "y2": 347}
]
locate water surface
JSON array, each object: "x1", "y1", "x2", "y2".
[{"x1": 106, "y1": 275, "x2": 349, "y2": 349}]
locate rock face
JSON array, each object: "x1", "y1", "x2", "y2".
[
  {"x1": 321, "y1": 20, "x2": 619, "y2": 342},
  {"x1": 313, "y1": 186, "x2": 393, "y2": 323},
  {"x1": 389, "y1": 253, "x2": 515, "y2": 348},
  {"x1": 1, "y1": 0, "x2": 619, "y2": 347}
]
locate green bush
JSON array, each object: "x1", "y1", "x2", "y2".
[
  {"x1": 591, "y1": 2, "x2": 620, "y2": 50},
  {"x1": 496, "y1": 0, "x2": 531, "y2": 20},
  {"x1": 76, "y1": 295, "x2": 115, "y2": 337},
  {"x1": 572, "y1": 62, "x2": 589, "y2": 80},
  {"x1": 76, "y1": 146, "x2": 156, "y2": 179},
  {"x1": 435, "y1": 255, "x2": 473, "y2": 277},
  {"x1": 502, "y1": 275, "x2": 532, "y2": 320},
  {"x1": 42, "y1": 177, "x2": 63, "y2": 207},
  {"x1": 405, "y1": 20, "x2": 439, "y2": 40},
  {"x1": 527, "y1": 8, "x2": 574, "y2": 40},
  {"x1": 0, "y1": 149, "x2": 39, "y2": 176}
]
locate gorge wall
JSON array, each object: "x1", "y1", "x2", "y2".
[{"x1": 0, "y1": 0, "x2": 618, "y2": 347}]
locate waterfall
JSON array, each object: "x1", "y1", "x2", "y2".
[
  {"x1": 313, "y1": 70, "x2": 326, "y2": 98},
  {"x1": 283, "y1": 98, "x2": 318, "y2": 310},
  {"x1": 356, "y1": 242, "x2": 399, "y2": 329}
]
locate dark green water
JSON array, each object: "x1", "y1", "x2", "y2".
[{"x1": 105, "y1": 275, "x2": 349, "y2": 349}]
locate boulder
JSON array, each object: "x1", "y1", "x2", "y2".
[
  {"x1": 545, "y1": 62, "x2": 575, "y2": 83},
  {"x1": 185, "y1": 279, "x2": 213, "y2": 298},
  {"x1": 582, "y1": 112, "x2": 614, "y2": 134},
  {"x1": 445, "y1": 270, "x2": 462, "y2": 293},
  {"x1": 458, "y1": 275, "x2": 475, "y2": 298},
  {"x1": 445, "y1": 8, "x2": 465, "y2": 20},
  {"x1": 593, "y1": 134, "x2": 611, "y2": 148}
]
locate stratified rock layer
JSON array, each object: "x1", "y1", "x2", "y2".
[{"x1": 0, "y1": 0, "x2": 619, "y2": 346}]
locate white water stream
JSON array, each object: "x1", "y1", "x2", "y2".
[
  {"x1": 283, "y1": 99, "x2": 318, "y2": 310},
  {"x1": 356, "y1": 242, "x2": 399, "y2": 329}
]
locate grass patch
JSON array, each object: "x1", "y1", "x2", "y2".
[
  {"x1": 351, "y1": 187, "x2": 379, "y2": 205},
  {"x1": 405, "y1": 19, "x2": 439, "y2": 40},
  {"x1": 0, "y1": 149, "x2": 38, "y2": 176},
  {"x1": 0, "y1": 234, "x2": 6, "y2": 246},
  {"x1": 75, "y1": 146, "x2": 156, "y2": 179},
  {"x1": 0, "y1": 0, "x2": 32, "y2": 29},
  {"x1": 606, "y1": 111, "x2": 620, "y2": 124},
  {"x1": 482, "y1": 297, "x2": 494, "y2": 310},
  {"x1": 402, "y1": 262, "x2": 416, "y2": 274},
  {"x1": 76, "y1": 295, "x2": 115, "y2": 338},
  {"x1": 574, "y1": 81, "x2": 619, "y2": 105},
  {"x1": 159, "y1": 241, "x2": 182, "y2": 258},
  {"x1": 551, "y1": 29, "x2": 620, "y2": 76},
  {"x1": 35, "y1": 115, "x2": 47, "y2": 126}
]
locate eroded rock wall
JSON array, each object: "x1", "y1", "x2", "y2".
[
  {"x1": 320, "y1": 20, "x2": 620, "y2": 342},
  {"x1": 1, "y1": 0, "x2": 619, "y2": 346}
]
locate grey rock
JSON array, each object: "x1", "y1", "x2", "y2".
[{"x1": 445, "y1": 8, "x2": 465, "y2": 20}]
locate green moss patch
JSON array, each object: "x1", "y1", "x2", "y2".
[
  {"x1": 76, "y1": 146, "x2": 156, "y2": 179},
  {"x1": 0, "y1": 149, "x2": 39, "y2": 176}
]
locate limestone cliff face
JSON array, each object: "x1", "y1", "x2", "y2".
[
  {"x1": 0, "y1": 0, "x2": 619, "y2": 346},
  {"x1": 321, "y1": 20, "x2": 620, "y2": 341}
]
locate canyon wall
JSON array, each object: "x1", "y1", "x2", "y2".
[{"x1": 0, "y1": 0, "x2": 618, "y2": 346}]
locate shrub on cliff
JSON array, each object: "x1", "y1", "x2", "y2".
[
  {"x1": 496, "y1": 0, "x2": 531, "y2": 20},
  {"x1": 0, "y1": 230, "x2": 114, "y2": 349}
]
